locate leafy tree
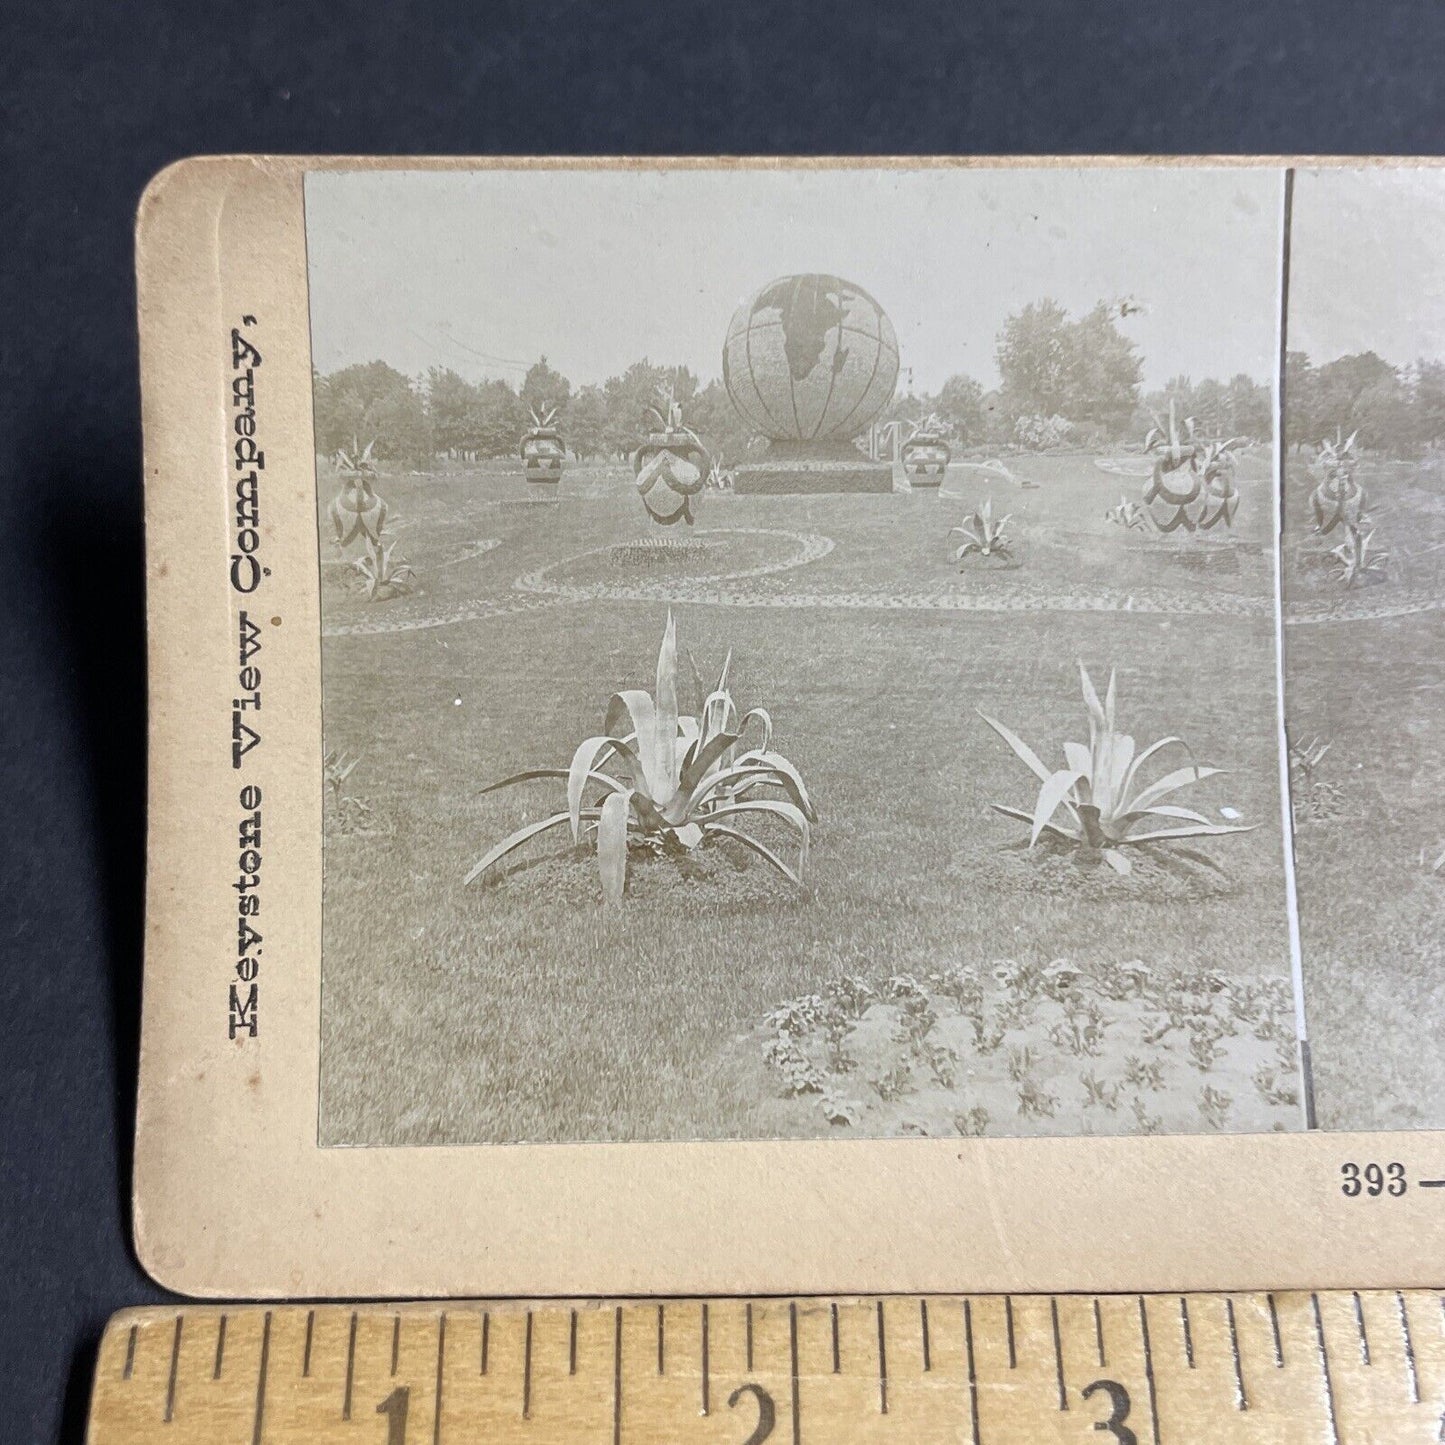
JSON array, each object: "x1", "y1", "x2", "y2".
[
  {"x1": 566, "y1": 385, "x2": 609, "y2": 461},
  {"x1": 1314, "y1": 351, "x2": 1397, "y2": 435},
  {"x1": 426, "y1": 367, "x2": 477, "y2": 456},
  {"x1": 1412, "y1": 359, "x2": 1445, "y2": 449},
  {"x1": 996, "y1": 299, "x2": 1140, "y2": 436},
  {"x1": 465, "y1": 379, "x2": 529, "y2": 457},
  {"x1": 996, "y1": 299, "x2": 1072, "y2": 419},
  {"x1": 689, "y1": 377, "x2": 759, "y2": 465},
  {"x1": 1225, "y1": 373, "x2": 1272, "y2": 440},
  {"x1": 1283, "y1": 351, "x2": 1321, "y2": 450},
  {"x1": 314, "y1": 360, "x2": 430, "y2": 463},
  {"x1": 935, "y1": 374, "x2": 986, "y2": 443},
  {"x1": 520, "y1": 355, "x2": 572, "y2": 420},
  {"x1": 1065, "y1": 302, "x2": 1143, "y2": 434},
  {"x1": 602, "y1": 362, "x2": 697, "y2": 459},
  {"x1": 1352, "y1": 374, "x2": 1419, "y2": 452}
]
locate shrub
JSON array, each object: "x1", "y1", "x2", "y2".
[{"x1": 951, "y1": 497, "x2": 1014, "y2": 563}]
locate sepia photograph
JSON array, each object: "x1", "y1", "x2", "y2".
[
  {"x1": 1284, "y1": 167, "x2": 1445, "y2": 1132},
  {"x1": 306, "y1": 165, "x2": 1302, "y2": 1147}
]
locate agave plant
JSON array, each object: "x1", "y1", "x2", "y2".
[
  {"x1": 1329, "y1": 522, "x2": 1388, "y2": 588},
  {"x1": 951, "y1": 497, "x2": 1013, "y2": 563},
  {"x1": 353, "y1": 535, "x2": 416, "y2": 600},
  {"x1": 1288, "y1": 735, "x2": 1331, "y2": 784},
  {"x1": 323, "y1": 748, "x2": 362, "y2": 806},
  {"x1": 466, "y1": 613, "x2": 815, "y2": 903},
  {"x1": 1104, "y1": 495, "x2": 1149, "y2": 531},
  {"x1": 978, "y1": 663, "x2": 1255, "y2": 875}
]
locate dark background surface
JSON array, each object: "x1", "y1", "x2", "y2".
[{"x1": 3, "y1": 1, "x2": 1443, "y2": 1438}]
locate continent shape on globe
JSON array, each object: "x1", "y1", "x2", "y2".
[{"x1": 723, "y1": 274, "x2": 900, "y2": 443}]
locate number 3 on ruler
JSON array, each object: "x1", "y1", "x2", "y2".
[
  {"x1": 376, "y1": 1386, "x2": 409, "y2": 1444},
  {"x1": 1082, "y1": 1378, "x2": 1136, "y2": 1444}
]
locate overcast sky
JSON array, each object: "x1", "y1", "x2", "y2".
[
  {"x1": 305, "y1": 166, "x2": 1283, "y2": 395},
  {"x1": 1290, "y1": 168, "x2": 1445, "y2": 367}
]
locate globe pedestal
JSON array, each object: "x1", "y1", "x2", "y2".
[{"x1": 731, "y1": 440, "x2": 894, "y2": 496}]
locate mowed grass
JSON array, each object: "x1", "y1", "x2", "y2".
[
  {"x1": 1285, "y1": 455, "x2": 1445, "y2": 1130},
  {"x1": 318, "y1": 461, "x2": 1292, "y2": 1145}
]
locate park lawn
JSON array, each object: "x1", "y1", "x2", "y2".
[
  {"x1": 1280, "y1": 453, "x2": 1445, "y2": 1129},
  {"x1": 318, "y1": 464, "x2": 1294, "y2": 1144},
  {"x1": 1286, "y1": 612, "x2": 1445, "y2": 1131}
]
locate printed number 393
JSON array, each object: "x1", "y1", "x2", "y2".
[{"x1": 1341, "y1": 1162, "x2": 1406, "y2": 1197}]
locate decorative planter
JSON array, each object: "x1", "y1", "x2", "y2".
[
  {"x1": 634, "y1": 431, "x2": 707, "y2": 525},
  {"x1": 901, "y1": 435, "x2": 951, "y2": 486},
  {"x1": 520, "y1": 427, "x2": 566, "y2": 485}
]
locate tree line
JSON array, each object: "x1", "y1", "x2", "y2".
[
  {"x1": 312, "y1": 299, "x2": 1275, "y2": 466},
  {"x1": 1286, "y1": 351, "x2": 1445, "y2": 454}
]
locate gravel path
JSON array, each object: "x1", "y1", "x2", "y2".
[{"x1": 322, "y1": 523, "x2": 1444, "y2": 637}]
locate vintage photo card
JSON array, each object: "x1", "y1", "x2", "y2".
[
  {"x1": 308, "y1": 167, "x2": 1297, "y2": 1148},
  {"x1": 1283, "y1": 167, "x2": 1445, "y2": 1133},
  {"x1": 134, "y1": 157, "x2": 1445, "y2": 1299}
]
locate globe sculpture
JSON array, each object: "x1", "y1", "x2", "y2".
[{"x1": 723, "y1": 274, "x2": 899, "y2": 493}]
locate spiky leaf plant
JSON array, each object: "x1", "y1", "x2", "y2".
[
  {"x1": 951, "y1": 497, "x2": 1014, "y2": 563},
  {"x1": 1329, "y1": 522, "x2": 1388, "y2": 588},
  {"x1": 978, "y1": 663, "x2": 1255, "y2": 875},
  {"x1": 1104, "y1": 496, "x2": 1149, "y2": 531},
  {"x1": 466, "y1": 612, "x2": 815, "y2": 904},
  {"x1": 323, "y1": 748, "x2": 362, "y2": 806},
  {"x1": 353, "y1": 536, "x2": 416, "y2": 600}
]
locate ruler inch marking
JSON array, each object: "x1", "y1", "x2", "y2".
[
  {"x1": 876, "y1": 1298, "x2": 889, "y2": 1415},
  {"x1": 921, "y1": 1297, "x2": 932, "y2": 1372},
  {"x1": 1093, "y1": 1296, "x2": 1106, "y2": 1368},
  {"x1": 1180, "y1": 1296, "x2": 1195, "y2": 1369},
  {"x1": 790, "y1": 1300, "x2": 801, "y2": 1445},
  {"x1": 1051, "y1": 1297, "x2": 1068, "y2": 1410},
  {"x1": 1267, "y1": 1293, "x2": 1283, "y2": 1367},
  {"x1": 251, "y1": 1311, "x2": 272, "y2": 1445},
  {"x1": 1225, "y1": 1296, "x2": 1248, "y2": 1411},
  {"x1": 164, "y1": 1313, "x2": 183, "y2": 1423},
  {"x1": 302, "y1": 1309, "x2": 314, "y2": 1378},
  {"x1": 569, "y1": 1308, "x2": 578, "y2": 1377},
  {"x1": 964, "y1": 1299, "x2": 981, "y2": 1445},
  {"x1": 1352, "y1": 1290, "x2": 1371, "y2": 1365},
  {"x1": 612, "y1": 1305, "x2": 622, "y2": 1445},
  {"x1": 657, "y1": 1303, "x2": 664, "y2": 1376},
  {"x1": 745, "y1": 1301, "x2": 754, "y2": 1372},
  {"x1": 524, "y1": 1310, "x2": 534, "y2": 1418},
  {"x1": 480, "y1": 1310, "x2": 489, "y2": 1375},
  {"x1": 1138, "y1": 1296, "x2": 1162, "y2": 1445},
  {"x1": 1398, "y1": 1291, "x2": 1421, "y2": 1403},
  {"x1": 433, "y1": 1312, "x2": 446, "y2": 1445},
  {"x1": 830, "y1": 1301, "x2": 840, "y2": 1374},
  {"x1": 1005, "y1": 1295, "x2": 1017, "y2": 1368},
  {"x1": 343, "y1": 1310, "x2": 358, "y2": 1420},
  {"x1": 214, "y1": 1314, "x2": 228, "y2": 1381},
  {"x1": 701, "y1": 1302, "x2": 710, "y2": 1416},
  {"x1": 392, "y1": 1313, "x2": 401, "y2": 1377},
  {"x1": 1312, "y1": 1292, "x2": 1341, "y2": 1445},
  {"x1": 122, "y1": 1324, "x2": 137, "y2": 1381}
]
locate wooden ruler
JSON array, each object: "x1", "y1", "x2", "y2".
[{"x1": 87, "y1": 1293, "x2": 1445, "y2": 1442}]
